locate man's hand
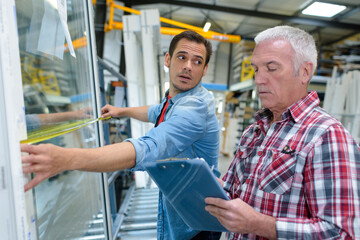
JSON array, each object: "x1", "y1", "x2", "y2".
[
  {"x1": 101, "y1": 104, "x2": 123, "y2": 118},
  {"x1": 205, "y1": 197, "x2": 276, "y2": 239},
  {"x1": 21, "y1": 144, "x2": 70, "y2": 192},
  {"x1": 101, "y1": 105, "x2": 150, "y2": 122}
]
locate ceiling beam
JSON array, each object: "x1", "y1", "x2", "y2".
[
  {"x1": 124, "y1": 0, "x2": 360, "y2": 31},
  {"x1": 325, "y1": 30, "x2": 360, "y2": 46}
]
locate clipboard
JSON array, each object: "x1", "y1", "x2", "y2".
[{"x1": 144, "y1": 158, "x2": 229, "y2": 232}]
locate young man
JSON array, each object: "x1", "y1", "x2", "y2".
[
  {"x1": 21, "y1": 31, "x2": 220, "y2": 239},
  {"x1": 205, "y1": 26, "x2": 360, "y2": 239}
]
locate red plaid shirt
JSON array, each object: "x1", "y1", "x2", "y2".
[{"x1": 223, "y1": 91, "x2": 360, "y2": 239}]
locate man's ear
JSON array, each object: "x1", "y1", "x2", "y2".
[
  {"x1": 301, "y1": 62, "x2": 313, "y2": 85},
  {"x1": 202, "y1": 64, "x2": 209, "y2": 77},
  {"x1": 164, "y1": 52, "x2": 171, "y2": 68}
]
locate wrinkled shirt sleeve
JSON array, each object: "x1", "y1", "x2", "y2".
[
  {"x1": 148, "y1": 103, "x2": 162, "y2": 124},
  {"x1": 276, "y1": 124, "x2": 360, "y2": 239},
  {"x1": 126, "y1": 96, "x2": 208, "y2": 171}
]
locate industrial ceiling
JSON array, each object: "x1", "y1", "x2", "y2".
[{"x1": 114, "y1": 0, "x2": 360, "y2": 47}]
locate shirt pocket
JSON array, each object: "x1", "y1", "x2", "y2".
[
  {"x1": 235, "y1": 147, "x2": 257, "y2": 180},
  {"x1": 258, "y1": 149, "x2": 297, "y2": 195}
]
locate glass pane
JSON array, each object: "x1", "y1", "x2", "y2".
[{"x1": 15, "y1": 0, "x2": 107, "y2": 239}]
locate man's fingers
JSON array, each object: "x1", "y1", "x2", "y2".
[
  {"x1": 205, "y1": 203, "x2": 234, "y2": 232},
  {"x1": 101, "y1": 112, "x2": 111, "y2": 118},
  {"x1": 205, "y1": 203, "x2": 227, "y2": 218},
  {"x1": 205, "y1": 206, "x2": 231, "y2": 231},
  {"x1": 22, "y1": 164, "x2": 33, "y2": 174},
  {"x1": 22, "y1": 151, "x2": 47, "y2": 165},
  {"x1": 21, "y1": 144, "x2": 48, "y2": 155},
  {"x1": 205, "y1": 204, "x2": 218, "y2": 215},
  {"x1": 20, "y1": 144, "x2": 35, "y2": 154},
  {"x1": 101, "y1": 104, "x2": 110, "y2": 113},
  {"x1": 24, "y1": 170, "x2": 55, "y2": 192},
  {"x1": 22, "y1": 163, "x2": 45, "y2": 174},
  {"x1": 205, "y1": 197, "x2": 227, "y2": 207},
  {"x1": 205, "y1": 197, "x2": 236, "y2": 220},
  {"x1": 21, "y1": 154, "x2": 37, "y2": 164},
  {"x1": 205, "y1": 197, "x2": 229, "y2": 217},
  {"x1": 24, "y1": 176, "x2": 43, "y2": 192}
]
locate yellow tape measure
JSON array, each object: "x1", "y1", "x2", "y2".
[{"x1": 21, "y1": 116, "x2": 111, "y2": 144}]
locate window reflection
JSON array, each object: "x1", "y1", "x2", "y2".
[{"x1": 15, "y1": 0, "x2": 106, "y2": 239}]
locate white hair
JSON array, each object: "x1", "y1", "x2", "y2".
[{"x1": 254, "y1": 25, "x2": 318, "y2": 74}]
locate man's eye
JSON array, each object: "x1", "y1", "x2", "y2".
[
  {"x1": 268, "y1": 68, "x2": 276, "y2": 72},
  {"x1": 178, "y1": 56, "x2": 185, "y2": 60},
  {"x1": 194, "y1": 60, "x2": 202, "y2": 65}
]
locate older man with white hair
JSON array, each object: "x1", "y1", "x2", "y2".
[{"x1": 206, "y1": 25, "x2": 360, "y2": 240}]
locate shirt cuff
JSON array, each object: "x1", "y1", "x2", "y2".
[
  {"x1": 124, "y1": 138, "x2": 147, "y2": 171},
  {"x1": 148, "y1": 104, "x2": 157, "y2": 123},
  {"x1": 276, "y1": 218, "x2": 302, "y2": 239}
]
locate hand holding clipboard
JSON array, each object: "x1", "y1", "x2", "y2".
[{"x1": 144, "y1": 158, "x2": 229, "y2": 232}]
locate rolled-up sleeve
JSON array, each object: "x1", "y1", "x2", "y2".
[
  {"x1": 148, "y1": 104, "x2": 162, "y2": 124},
  {"x1": 126, "y1": 96, "x2": 208, "y2": 171}
]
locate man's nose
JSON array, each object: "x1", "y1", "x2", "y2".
[
  {"x1": 183, "y1": 60, "x2": 192, "y2": 71},
  {"x1": 254, "y1": 70, "x2": 265, "y2": 85}
]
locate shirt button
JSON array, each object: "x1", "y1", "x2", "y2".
[
  {"x1": 257, "y1": 151, "x2": 263, "y2": 156},
  {"x1": 245, "y1": 179, "x2": 250, "y2": 184}
]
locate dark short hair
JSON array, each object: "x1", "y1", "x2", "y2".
[{"x1": 168, "y1": 31, "x2": 213, "y2": 66}]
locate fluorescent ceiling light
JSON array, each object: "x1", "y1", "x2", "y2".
[
  {"x1": 302, "y1": 2, "x2": 346, "y2": 17},
  {"x1": 203, "y1": 22, "x2": 211, "y2": 32}
]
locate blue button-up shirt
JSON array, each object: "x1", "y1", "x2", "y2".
[{"x1": 126, "y1": 82, "x2": 220, "y2": 239}]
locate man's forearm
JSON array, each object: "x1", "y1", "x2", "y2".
[
  {"x1": 251, "y1": 213, "x2": 277, "y2": 240},
  {"x1": 124, "y1": 106, "x2": 150, "y2": 122},
  {"x1": 68, "y1": 142, "x2": 136, "y2": 172}
]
